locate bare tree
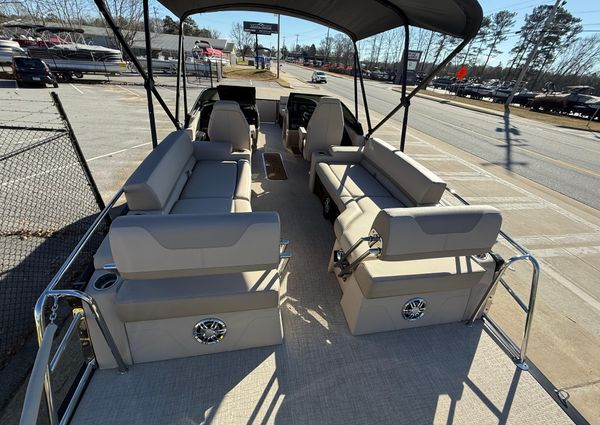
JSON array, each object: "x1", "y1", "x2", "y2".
[{"x1": 230, "y1": 22, "x2": 254, "y2": 60}]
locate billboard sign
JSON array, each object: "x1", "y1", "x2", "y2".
[{"x1": 243, "y1": 21, "x2": 279, "y2": 35}]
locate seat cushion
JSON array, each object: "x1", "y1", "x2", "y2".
[
  {"x1": 363, "y1": 138, "x2": 446, "y2": 206},
  {"x1": 354, "y1": 256, "x2": 486, "y2": 299},
  {"x1": 208, "y1": 100, "x2": 251, "y2": 151},
  {"x1": 180, "y1": 160, "x2": 238, "y2": 199},
  {"x1": 316, "y1": 162, "x2": 391, "y2": 210},
  {"x1": 170, "y1": 198, "x2": 233, "y2": 214},
  {"x1": 124, "y1": 131, "x2": 193, "y2": 211},
  {"x1": 115, "y1": 269, "x2": 280, "y2": 322}
]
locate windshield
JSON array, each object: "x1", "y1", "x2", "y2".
[
  {"x1": 315, "y1": 72, "x2": 325, "y2": 75},
  {"x1": 14, "y1": 58, "x2": 45, "y2": 71}
]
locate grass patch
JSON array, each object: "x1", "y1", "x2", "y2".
[
  {"x1": 223, "y1": 65, "x2": 290, "y2": 87},
  {"x1": 420, "y1": 89, "x2": 600, "y2": 132}
]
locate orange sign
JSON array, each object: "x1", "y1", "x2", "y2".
[{"x1": 456, "y1": 66, "x2": 467, "y2": 81}]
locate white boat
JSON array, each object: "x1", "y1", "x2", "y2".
[
  {"x1": 0, "y1": 39, "x2": 27, "y2": 66},
  {"x1": 3, "y1": 24, "x2": 126, "y2": 76}
]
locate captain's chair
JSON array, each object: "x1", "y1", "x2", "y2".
[
  {"x1": 208, "y1": 100, "x2": 257, "y2": 152},
  {"x1": 299, "y1": 97, "x2": 344, "y2": 161}
]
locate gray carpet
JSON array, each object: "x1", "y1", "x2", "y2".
[{"x1": 72, "y1": 124, "x2": 572, "y2": 425}]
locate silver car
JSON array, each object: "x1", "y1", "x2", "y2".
[{"x1": 311, "y1": 71, "x2": 327, "y2": 84}]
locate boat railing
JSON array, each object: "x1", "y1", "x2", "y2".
[
  {"x1": 445, "y1": 187, "x2": 541, "y2": 370},
  {"x1": 26, "y1": 189, "x2": 127, "y2": 425}
]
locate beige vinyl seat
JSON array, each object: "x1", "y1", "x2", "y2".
[
  {"x1": 87, "y1": 129, "x2": 285, "y2": 368},
  {"x1": 208, "y1": 100, "x2": 256, "y2": 152},
  {"x1": 94, "y1": 131, "x2": 253, "y2": 270},
  {"x1": 334, "y1": 206, "x2": 503, "y2": 335},
  {"x1": 309, "y1": 138, "x2": 446, "y2": 259},
  {"x1": 299, "y1": 97, "x2": 344, "y2": 161}
]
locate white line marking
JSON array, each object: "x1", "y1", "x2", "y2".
[
  {"x1": 87, "y1": 142, "x2": 151, "y2": 162},
  {"x1": 69, "y1": 83, "x2": 83, "y2": 94},
  {"x1": 539, "y1": 259, "x2": 600, "y2": 313},
  {"x1": 2, "y1": 142, "x2": 151, "y2": 187},
  {"x1": 116, "y1": 85, "x2": 141, "y2": 97}
]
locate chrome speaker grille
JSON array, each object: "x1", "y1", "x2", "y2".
[
  {"x1": 194, "y1": 319, "x2": 226, "y2": 344},
  {"x1": 402, "y1": 298, "x2": 426, "y2": 321}
]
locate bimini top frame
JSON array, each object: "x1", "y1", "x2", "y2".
[{"x1": 94, "y1": 0, "x2": 483, "y2": 150}]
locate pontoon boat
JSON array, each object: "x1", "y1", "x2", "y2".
[{"x1": 18, "y1": 1, "x2": 586, "y2": 424}]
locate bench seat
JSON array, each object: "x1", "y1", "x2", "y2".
[
  {"x1": 87, "y1": 129, "x2": 285, "y2": 367},
  {"x1": 115, "y1": 270, "x2": 280, "y2": 322},
  {"x1": 354, "y1": 256, "x2": 486, "y2": 299}
]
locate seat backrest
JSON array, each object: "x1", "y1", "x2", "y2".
[
  {"x1": 109, "y1": 212, "x2": 281, "y2": 279},
  {"x1": 208, "y1": 100, "x2": 250, "y2": 151},
  {"x1": 362, "y1": 138, "x2": 446, "y2": 206},
  {"x1": 123, "y1": 131, "x2": 193, "y2": 212},
  {"x1": 371, "y1": 206, "x2": 502, "y2": 261},
  {"x1": 304, "y1": 97, "x2": 344, "y2": 160}
]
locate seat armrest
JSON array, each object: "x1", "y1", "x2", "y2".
[
  {"x1": 192, "y1": 141, "x2": 233, "y2": 160},
  {"x1": 109, "y1": 212, "x2": 281, "y2": 279},
  {"x1": 195, "y1": 130, "x2": 207, "y2": 141},
  {"x1": 371, "y1": 206, "x2": 502, "y2": 261},
  {"x1": 327, "y1": 145, "x2": 364, "y2": 162},
  {"x1": 298, "y1": 127, "x2": 307, "y2": 152},
  {"x1": 308, "y1": 146, "x2": 364, "y2": 191}
]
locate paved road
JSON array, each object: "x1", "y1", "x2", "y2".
[{"x1": 283, "y1": 64, "x2": 600, "y2": 210}]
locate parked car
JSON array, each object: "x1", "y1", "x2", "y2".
[
  {"x1": 311, "y1": 71, "x2": 327, "y2": 84},
  {"x1": 12, "y1": 57, "x2": 58, "y2": 88},
  {"x1": 431, "y1": 77, "x2": 455, "y2": 89}
]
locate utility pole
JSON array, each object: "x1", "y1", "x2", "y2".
[
  {"x1": 255, "y1": 33, "x2": 259, "y2": 69},
  {"x1": 277, "y1": 14, "x2": 281, "y2": 78},
  {"x1": 295, "y1": 34, "x2": 299, "y2": 51},
  {"x1": 505, "y1": 0, "x2": 562, "y2": 108},
  {"x1": 324, "y1": 27, "x2": 330, "y2": 64}
]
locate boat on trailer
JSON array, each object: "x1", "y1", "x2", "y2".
[
  {"x1": 18, "y1": 1, "x2": 587, "y2": 424},
  {"x1": 2, "y1": 23, "x2": 125, "y2": 78}
]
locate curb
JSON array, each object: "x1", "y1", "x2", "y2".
[{"x1": 391, "y1": 87, "x2": 505, "y2": 118}]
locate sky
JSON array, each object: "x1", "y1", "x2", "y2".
[{"x1": 156, "y1": 0, "x2": 600, "y2": 67}]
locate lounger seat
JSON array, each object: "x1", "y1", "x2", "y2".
[
  {"x1": 311, "y1": 138, "x2": 446, "y2": 212},
  {"x1": 94, "y1": 131, "x2": 254, "y2": 268},
  {"x1": 335, "y1": 206, "x2": 503, "y2": 335},
  {"x1": 87, "y1": 128, "x2": 285, "y2": 367}
]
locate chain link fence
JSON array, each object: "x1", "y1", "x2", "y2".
[{"x1": 0, "y1": 93, "x2": 106, "y2": 369}]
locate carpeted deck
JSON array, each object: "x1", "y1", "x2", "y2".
[{"x1": 72, "y1": 124, "x2": 572, "y2": 425}]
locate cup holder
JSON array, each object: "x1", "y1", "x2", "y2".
[{"x1": 93, "y1": 272, "x2": 118, "y2": 291}]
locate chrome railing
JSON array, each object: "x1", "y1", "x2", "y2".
[
  {"x1": 25, "y1": 189, "x2": 126, "y2": 425},
  {"x1": 445, "y1": 188, "x2": 541, "y2": 370}
]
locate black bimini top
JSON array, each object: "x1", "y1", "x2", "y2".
[{"x1": 157, "y1": 0, "x2": 483, "y2": 40}]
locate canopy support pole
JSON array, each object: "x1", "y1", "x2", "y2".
[
  {"x1": 93, "y1": 0, "x2": 180, "y2": 136},
  {"x1": 175, "y1": 22, "x2": 183, "y2": 124},
  {"x1": 181, "y1": 22, "x2": 189, "y2": 123},
  {"x1": 353, "y1": 41, "x2": 372, "y2": 133},
  {"x1": 367, "y1": 37, "x2": 470, "y2": 139},
  {"x1": 399, "y1": 25, "x2": 410, "y2": 152},
  {"x1": 142, "y1": 0, "x2": 158, "y2": 148},
  {"x1": 353, "y1": 54, "x2": 359, "y2": 119}
]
